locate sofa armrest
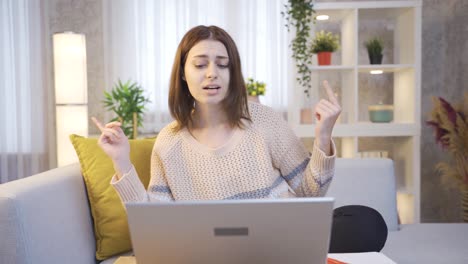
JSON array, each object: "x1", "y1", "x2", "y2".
[
  {"x1": 0, "y1": 164, "x2": 96, "y2": 264},
  {"x1": 383, "y1": 224, "x2": 468, "y2": 263}
]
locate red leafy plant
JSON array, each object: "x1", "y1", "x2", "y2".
[{"x1": 426, "y1": 94, "x2": 468, "y2": 187}]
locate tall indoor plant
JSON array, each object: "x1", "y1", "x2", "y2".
[
  {"x1": 281, "y1": 0, "x2": 315, "y2": 98},
  {"x1": 426, "y1": 95, "x2": 468, "y2": 222},
  {"x1": 102, "y1": 79, "x2": 151, "y2": 139},
  {"x1": 311, "y1": 30, "x2": 340, "y2": 66}
]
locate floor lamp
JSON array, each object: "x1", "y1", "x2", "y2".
[{"x1": 53, "y1": 32, "x2": 88, "y2": 167}]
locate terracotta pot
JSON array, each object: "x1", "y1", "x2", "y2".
[{"x1": 317, "y1": 52, "x2": 332, "y2": 66}]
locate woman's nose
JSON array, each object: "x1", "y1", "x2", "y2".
[{"x1": 206, "y1": 63, "x2": 218, "y2": 79}]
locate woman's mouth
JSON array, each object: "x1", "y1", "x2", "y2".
[{"x1": 203, "y1": 85, "x2": 221, "y2": 90}]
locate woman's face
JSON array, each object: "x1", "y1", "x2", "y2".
[{"x1": 184, "y1": 39, "x2": 230, "y2": 106}]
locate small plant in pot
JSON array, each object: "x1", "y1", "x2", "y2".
[
  {"x1": 102, "y1": 79, "x2": 151, "y2": 139},
  {"x1": 245, "y1": 77, "x2": 266, "y2": 103},
  {"x1": 365, "y1": 37, "x2": 384, "y2": 64},
  {"x1": 311, "y1": 30, "x2": 340, "y2": 66}
]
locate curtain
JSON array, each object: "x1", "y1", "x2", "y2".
[
  {"x1": 102, "y1": 0, "x2": 290, "y2": 133},
  {"x1": 0, "y1": 0, "x2": 52, "y2": 183}
]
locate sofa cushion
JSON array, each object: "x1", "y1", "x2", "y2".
[{"x1": 70, "y1": 134, "x2": 155, "y2": 260}]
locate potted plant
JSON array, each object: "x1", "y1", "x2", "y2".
[
  {"x1": 365, "y1": 37, "x2": 384, "y2": 64},
  {"x1": 310, "y1": 30, "x2": 340, "y2": 66},
  {"x1": 426, "y1": 95, "x2": 468, "y2": 222},
  {"x1": 102, "y1": 79, "x2": 151, "y2": 139},
  {"x1": 281, "y1": 0, "x2": 315, "y2": 98},
  {"x1": 246, "y1": 77, "x2": 266, "y2": 103}
]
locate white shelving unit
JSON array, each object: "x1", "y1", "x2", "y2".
[{"x1": 288, "y1": 1, "x2": 422, "y2": 224}]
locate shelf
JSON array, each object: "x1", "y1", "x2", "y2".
[
  {"x1": 288, "y1": 1, "x2": 421, "y2": 224},
  {"x1": 359, "y1": 6, "x2": 415, "y2": 20},
  {"x1": 315, "y1": 1, "x2": 421, "y2": 10},
  {"x1": 315, "y1": 9, "x2": 354, "y2": 22},
  {"x1": 293, "y1": 123, "x2": 418, "y2": 138},
  {"x1": 358, "y1": 64, "x2": 414, "y2": 72},
  {"x1": 311, "y1": 65, "x2": 354, "y2": 71}
]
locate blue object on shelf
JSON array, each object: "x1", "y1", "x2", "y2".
[{"x1": 368, "y1": 104, "x2": 394, "y2": 123}]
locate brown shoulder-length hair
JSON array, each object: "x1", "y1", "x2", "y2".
[{"x1": 168, "y1": 25, "x2": 251, "y2": 131}]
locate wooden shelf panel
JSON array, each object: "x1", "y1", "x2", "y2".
[
  {"x1": 358, "y1": 64, "x2": 414, "y2": 72},
  {"x1": 311, "y1": 65, "x2": 354, "y2": 71}
]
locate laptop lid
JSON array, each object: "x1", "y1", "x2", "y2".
[{"x1": 126, "y1": 197, "x2": 334, "y2": 264}]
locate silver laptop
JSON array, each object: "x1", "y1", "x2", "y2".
[{"x1": 126, "y1": 197, "x2": 334, "y2": 264}]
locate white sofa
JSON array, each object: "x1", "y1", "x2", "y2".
[
  {"x1": 326, "y1": 159, "x2": 468, "y2": 264},
  {"x1": 1, "y1": 159, "x2": 467, "y2": 263}
]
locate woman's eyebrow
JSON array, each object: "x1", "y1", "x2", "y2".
[{"x1": 192, "y1": 54, "x2": 229, "y2": 59}]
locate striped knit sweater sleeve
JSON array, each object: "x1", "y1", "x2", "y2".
[
  {"x1": 110, "y1": 149, "x2": 175, "y2": 203},
  {"x1": 250, "y1": 103, "x2": 335, "y2": 197}
]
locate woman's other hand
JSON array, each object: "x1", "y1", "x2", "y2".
[
  {"x1": 314, "y1": 80, "x2": 342, "y2": 155},
  {"x1": 91, "y1": 117, "x2": 132, "y2": 177}
]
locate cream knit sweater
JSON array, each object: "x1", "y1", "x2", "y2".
[{"x1": 111, "y1": 102, "x2": 336, "y2": 203}]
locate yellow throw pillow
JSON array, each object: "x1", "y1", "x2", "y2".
[{"x1": 69, "y1": 134, "x2": 155, "y2": 260}]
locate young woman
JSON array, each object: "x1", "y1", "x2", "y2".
[{"x1": 92, "y1": 25, "x2": 341, "y2": 203}]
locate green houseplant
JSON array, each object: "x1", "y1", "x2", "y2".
[
  {"x1": 246, "y1": 77, "x2": 266, "y2": 103},
  {"x1": 365, "y1": 37, "x2": 384, "y2": 64},
  {"x1": 426, "y1": 94, "x2": 468, "y2": 222},
  {"x1": 310, "y1": 30, "x2": 340, "y2": 66},
  {"x1": 281, "y1": 0, "x2": 315, "y2": 98},
  {"x1": 246, "y1": 77, "x2": 266, "y2": 96},
  {"x1": 102, "y1": 79, "x2": 151, "y2": 139}
]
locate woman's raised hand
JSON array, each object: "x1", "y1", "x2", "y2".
[
  {"x1": 91, "y1": 117, "x2": 132, "y2": 176},
  {"x1": 314, "y1": 80, "x2": 342, "y2": 155}
]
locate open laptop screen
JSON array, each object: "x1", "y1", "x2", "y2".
[{"x1": 126, "y1": 197, "x2": 334, "y2": 264}]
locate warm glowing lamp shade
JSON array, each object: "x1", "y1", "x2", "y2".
[{"x1": 53, "y1": 32, "x2": 88, "y2": 167}]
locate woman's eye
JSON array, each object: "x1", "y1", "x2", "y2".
[{"x1": 193, "y1": 62, "x2": 228, "y2": 69}]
